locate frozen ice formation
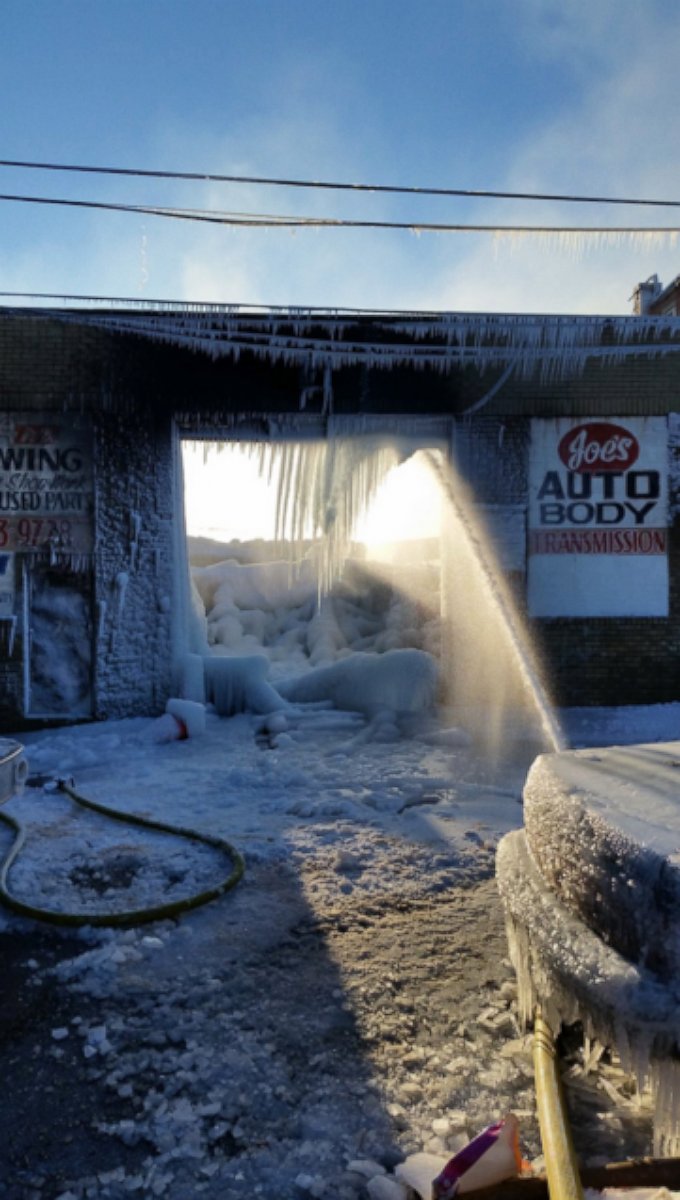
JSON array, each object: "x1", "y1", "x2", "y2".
[
  {"x1": 199, "y1": 645, "x2": 438, "y2": 722},
  {"x1": 497, "y1": 829, "x2": 680, "y2": 1155},
  {"x1": 497, "y1": 740, "x2": 680, "y2": 1155},
  {"x1": 203, "y1": 654, "x2": 288, "y2": 716},
  {"x1": 523, "y1": 745, "x2": 680, "y2": 980},
  {"x1": 39, "y1": 306, "x2": 680, "y2": 389},
  {"x1": 166, "y1": 697, "x2": 207, "y2": 738},
  {"x1": 278, "y1": 648, "x2": 438, "y2": 719}
]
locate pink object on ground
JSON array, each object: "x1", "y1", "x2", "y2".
[{"x1": 433, "y1": 1113, "x2": 525, "y2": 1198}]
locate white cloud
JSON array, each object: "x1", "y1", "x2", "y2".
[
  {"x1": 418, "y1": 5, "x2": 680, "y2": 314},
  {"x1": 154, "y1": 2, "x2": 680, "y2": 317}
]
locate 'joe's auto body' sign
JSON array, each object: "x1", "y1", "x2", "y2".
[{"x1": 528, "y1": 417, "x2": 668, "y2": 617}]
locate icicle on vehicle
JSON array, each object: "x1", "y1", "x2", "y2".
[{"x1": 497, "y1": 742, "x2": 680, "y2": 1156}]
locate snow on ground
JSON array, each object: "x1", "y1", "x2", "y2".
[
  {"x1": 4, "y1": 707, "x2": 519, "y2": 921},
  {"x1": 2, "y1": 540, "x2": 679, "y2": 1198},
  {"x1": 1, "y1": 699, "x2": 678, "y2": 1200}
]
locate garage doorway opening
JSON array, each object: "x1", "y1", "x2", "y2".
[
  {"x1": 181, "y1": 437, "x2": 444, "y2": 683},
  {"x1": 179, "y1": 432, "x2": 559, "y2": 755}
]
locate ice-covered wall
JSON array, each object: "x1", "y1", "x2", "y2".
[
  {"x1": 670, "y1": 413, "x2": 680, "y2": 521},
  {"x1": 1, "y1": 308, "x2": 680, "y2": 721},
  {"x1": 452, "y1": 418, "x2": 529, "y2": 506},
  {"x1": 93, "y1": 410, "x2": 176, "y2": 718}
]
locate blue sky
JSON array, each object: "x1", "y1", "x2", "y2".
[{"x1": 2, "y1": 0, "x2": 680, "y2": 314}]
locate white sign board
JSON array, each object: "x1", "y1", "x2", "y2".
[{"x1": 528, "y1": 417, "x2": 668, "y2": 617}]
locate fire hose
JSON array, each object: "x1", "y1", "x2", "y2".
[
  {"x1": 533, "y1": 1010, "x2": 584, "y2": 1200},
  {"x1": 0, "y1": 778, "x2": 244, "y2": 928}
]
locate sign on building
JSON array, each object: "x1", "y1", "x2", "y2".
[
  {"x1": 0, "y1": 415, "x2": 93, "y2": 558},
  {"x1": 528, "y1": 417, "x2": 668, "y2": 617}
]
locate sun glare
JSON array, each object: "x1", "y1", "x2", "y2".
[
  {"x1": 353, "y1": 452, "x2": 442, "y2": 553},
  {"x1": 182, "y1": 441, "x2": 442, "y2": 549},
  {"x1": 182, "y1": 442, "x2": 279, "y2": 541}
]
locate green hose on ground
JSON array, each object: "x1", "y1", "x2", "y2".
[{"x1": 0, "y1": 779, "x2": 245, "y2": 928}]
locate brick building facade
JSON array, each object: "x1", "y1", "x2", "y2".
[{"x1": 1, "y1": 303, "x2": 679, "y2": 727}]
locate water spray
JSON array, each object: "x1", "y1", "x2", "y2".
[{"x1": 422, "y1": 449, "x2": 564, "y2": 754}]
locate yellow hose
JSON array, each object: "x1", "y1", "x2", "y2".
[
  {"x1": 533, "y1": 1009, "x2": 584, "y2": 1200},
  {"x1": 0, "y1": 779, "x2": 244, "y2": 927}
]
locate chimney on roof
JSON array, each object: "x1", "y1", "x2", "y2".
[{"x1": 632, "y1": 274, "x2": 662, "y2": 314}]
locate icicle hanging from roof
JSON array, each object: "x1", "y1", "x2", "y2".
[
  {"x1": 13, "y1": 304, "x2": 680, "y2": 388},
  {"x1": 255, "y1": 431, "x2": 407, "y2": 592},
  {"x1": 191, "y1": 433, "x2": 407, "y2": 591}
]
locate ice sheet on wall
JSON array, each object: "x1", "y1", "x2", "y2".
[
  {"x1": 27, "y1": 572, "x2": 92, "y2": 717},
  {"x1": 528, "y1": 416, "x2": 669, "y2": 617},
  {"x1": 0, "y1": 552, "x2": 14, "y2": 617}
]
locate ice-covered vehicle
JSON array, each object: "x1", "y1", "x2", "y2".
[{"x1": 0, "y1": 739, "x2": 28, "y2": 805}]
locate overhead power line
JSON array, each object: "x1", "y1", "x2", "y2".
[
  {"x1": 1, "y1": 156, "x2": 679, "y2": 210},
  {"x1": 1, "y1": 190, "x2": 680, "y2": 237},
  {"x1": 0, "y1": 291, "x2": 434, "y2": 313}
]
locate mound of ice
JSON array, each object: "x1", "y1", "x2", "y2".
[
  {"x1": 166, "y1": 698, "x2": 206, "y2": 738},
  {"x1": 278, "y1": 649, "x2": 438, "y2": 718},
  {"x1": 204, "y1": 655, "x2": 287, "y2": 716},
  {"x1": 190, "y1": 550, "x2": 439, "y2": 670},
  {"x1": 193, "y1": 558, "x2": 317, "y2": 617}
]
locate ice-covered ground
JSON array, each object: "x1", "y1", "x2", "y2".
[
  {"x1": 3, "y1": 538, "x2": 680, "y2": 1199},
  {"x1": 2, "y1": 697, "x2": 679, "y2": 1200}
]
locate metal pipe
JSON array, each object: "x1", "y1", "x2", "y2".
[{"x1": 532, "y1": 1010, "x2": 584, "y2": 1200}]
